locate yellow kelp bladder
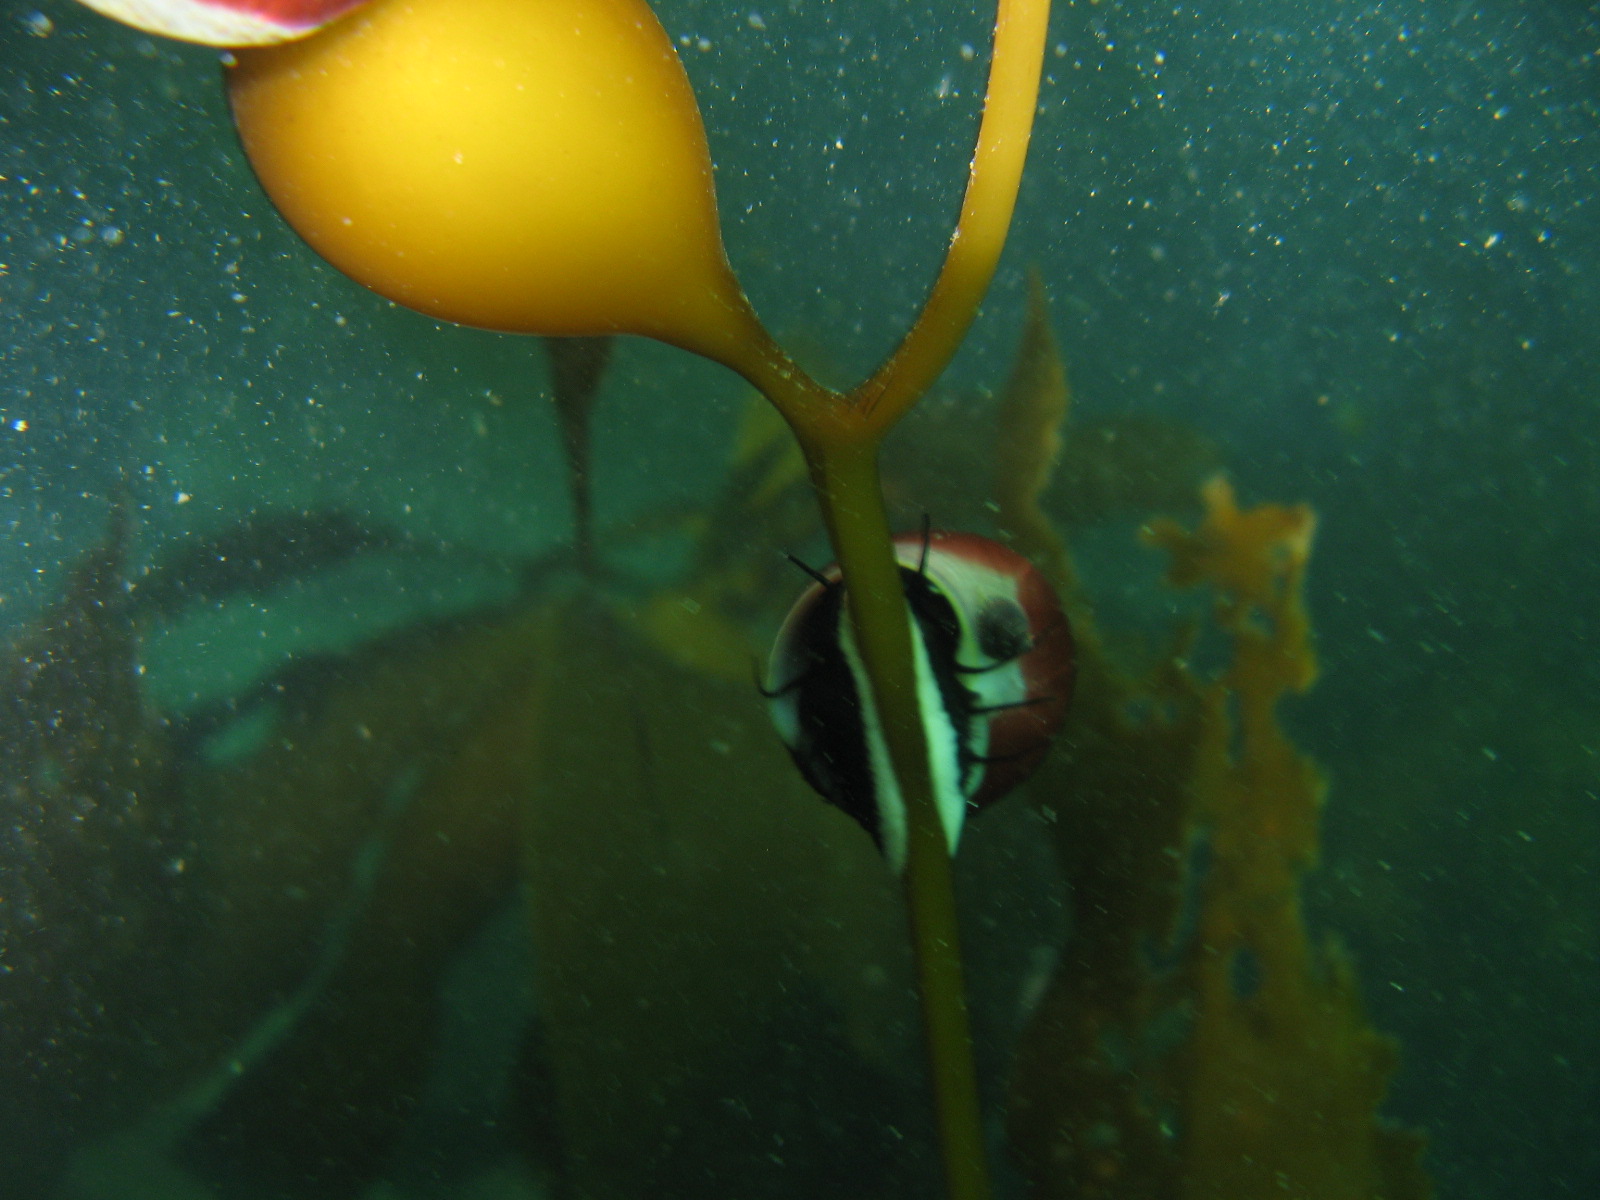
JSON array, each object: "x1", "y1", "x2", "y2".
[{"x1": 227, "y1": 0, "x2": 770, "y2": 367}]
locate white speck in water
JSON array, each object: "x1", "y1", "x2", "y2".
[
  {"x1": 100, "y1": 225, "x2": 124, "y2": 246},
  {"x1": 21, "y1": 11, "x2": 52, "y2": 37},
  {"x1": 747, "y1": 11, "x2": 766, "y2": 30},
  {"x1": 175, "y1": 491, "x2": 192, "y2": 505},
  {"x1": 959, "y1": 43, "x2": 976, "y2": 62}
]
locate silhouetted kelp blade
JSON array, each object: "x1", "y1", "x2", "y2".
[
  {"x1": 177, "y1": 602, "x2": 538, "y2": 1196},
  {"x1": 136, "y1": 595, "x2": 925, "y2": 1200},
  {"x1": 5, "y1": 534, "x2": 558, "y2": 1196},
  {"x1": 0, "y1": 512, "x2": 190, "y2": 1192},
  {"x1": 991, "y1": 271, "x2": 1075, "y2": 598},
  {"x1": 513, "y1": 601, "x2": 932, "y2": 1200},
  {"x1": 128, "y1": 508, "x2": 405, "y2": 620}
]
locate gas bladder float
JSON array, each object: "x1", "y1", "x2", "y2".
[{"x1": 767, "y1": 530, "x2": 1073, "y2": 872}]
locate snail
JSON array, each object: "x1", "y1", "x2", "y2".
[{"x1": 766, "y1": 528, "x2": 1073, "y2": 871}]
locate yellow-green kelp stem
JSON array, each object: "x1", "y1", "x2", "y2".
[{"x1": 726, "y1": 4, "x2": 1050, "y2": 1196}]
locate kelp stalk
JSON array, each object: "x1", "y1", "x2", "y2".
[
  {"x1": 545, "y1": 336, "x2": 615, "y2": 576},
  {"x1": 740, "y1": 3, "x2": 1050, "y2": 1196},
  {"x1": 850, "y1": 0, "x2": 1050, "y2": 430}
]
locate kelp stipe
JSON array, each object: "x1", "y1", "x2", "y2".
[
  {"x1": 544, "y1": 336, "x2": 614, "y2": 579},
  {"x1": 219, "y1": 0, "x2": 1050, "y2": 1193}
]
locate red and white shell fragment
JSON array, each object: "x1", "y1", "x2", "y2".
[
  {"x1": 75, "y1": 0, "x2": 370, "y2": 45},
  {"x1": 765, "y1": 530, "x2": 1073, "y2": 872}
]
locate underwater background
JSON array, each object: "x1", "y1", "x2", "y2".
[{"x1": 1, "y1": 1, "x2": 1596, "y2": 1199}]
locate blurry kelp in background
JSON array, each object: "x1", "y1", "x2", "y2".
[
  {"x1": 124, "y1": 508, "x2": 404, "y2": 621},
  {"x1": 1, "y1": 286, "x2": 1432, "y2": 1199},
  {"x1": 0, "y1": 504, "x2": 188, "y2": 1197},
  {"x1": 543, "y1": 336, "x2": 613, "y2": 579},
  {"x1": 991, "y1": 294, "x2": 1429, "y2": 1198},
  {"x1": 1007, "y1": 475, "x2": 1430, "y2": 1198},
  {"x1": 0, "y1": 496, "x2": 548, "y2": 1195}
]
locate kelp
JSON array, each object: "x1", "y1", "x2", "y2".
[
  {"x1": 1, "y1": 501, "x2": 566, "y2": 1193},
  {"x1": 513, "y1": 600, "x2": 921, "y2": 1200},
  {"x1": 8, "y1": 512, "x2": 931, "y2": 1199},
  {"x1": 173, "y1": 602, "x2": 547, "y2": 1196},
  {"x1": 626, "y1": 395, "x2": 819, "y2": 682},
  {"x1": 0, "y1": 508, "x2": 188, "y2": 1193},
  {"x1": 991, "y1": 272, "x2": 1073, "y2": 595},
  {"x1": 997, "y1": 293, "x2": 1430, "y2": 1199},
  {"x1": 149, "y1": 595, "x2": 936, "y2": 1200},
  {"x1": 7, "y1": 288, "x2": 1426, "y2": 1200},
  {"x1": 126, "y1": 509, "x2": 404, "y2": 621},
  {"x1": 545, "y1": 336, "x2": 614, "y2": 577}
]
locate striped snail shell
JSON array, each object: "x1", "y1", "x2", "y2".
[{"x1": 765, "y1": 530, "x2": 1073, "y2": 872}]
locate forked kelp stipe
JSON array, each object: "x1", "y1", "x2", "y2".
[{"x1": 218, "y1": 0, "x2": 1051, "y2": 1194}]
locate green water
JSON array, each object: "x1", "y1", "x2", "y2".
[{"x1": 2, "y1": 1, "x2": 1595, "y2": 1198}]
